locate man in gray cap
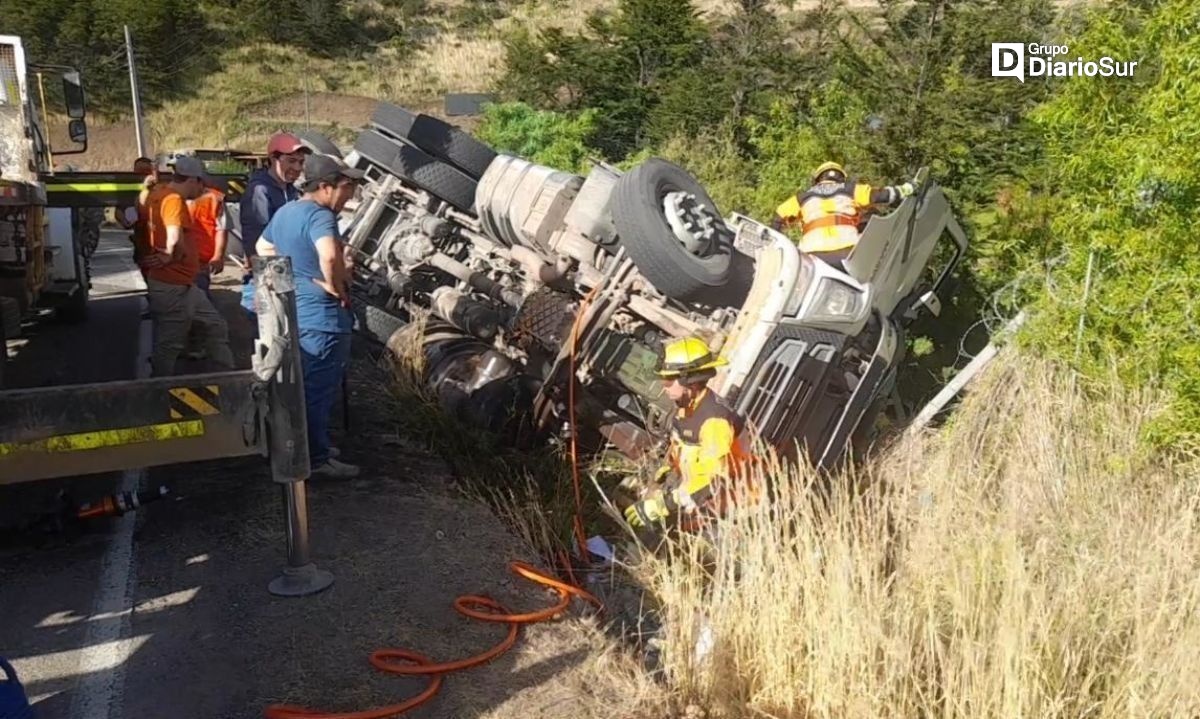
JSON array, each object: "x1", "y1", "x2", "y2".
[
  {"x1": 256, "y1": 153, "x2": 364, "y2": 478},
  {"x1": 141, "y1": 156, "x2": 234, "y2": 377}
]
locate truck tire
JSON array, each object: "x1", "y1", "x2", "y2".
[
  {"x1": 371, "y1": 102, "x2": 417, "y2": 139},
  {"x1": 355, "y1": 303, "x2": 408, "y2": 347},
  {"x1": 56, "y1": 253, "x2": 89, "y2": 323},
  {"x1": 0, "y1": 295, "x2": 19, "y2": 340},
  {"x1": 611, "y1": 158, "x2": 732, "y2": 303},
  {"x1": 295, "y1": 129, "x2": 343, "y2": 158},
  {"x1": 353, "y1": 130, "x2": 478, "y2": 212},
  {"x1": 0, "y1": 296, "x2": 14, "y2": 390},
  {"x1": 405, "y1": 116, "x2": 496, "y2": 179},
  {"x1": 371, "y1": 102, "x2": 496, "y2": 179}
]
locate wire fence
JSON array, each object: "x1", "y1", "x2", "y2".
[
  {"x1": 953, "y1": 252, "x2": 1068, "y2": 364},
  {"x1": 955, "y1": 248, "x2": 1200, "y2": 367}
]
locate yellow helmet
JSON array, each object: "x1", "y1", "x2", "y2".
[
  {"x1": 812, "y1": 161, "x2": 846, "y2": 184},
  {"x1": 657, "y1": 336, "x2": 728, "y2": 380}
]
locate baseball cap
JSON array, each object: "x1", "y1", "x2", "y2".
[
  {"x1": 301, "y1": 153, "x2": 365, "y2": 191},
  {"x1": 171, "y1": 155, "x2": 209, "y2": 180},
  {"x1": 267, "y1": 132, "x2": 307, "y2": 156}
]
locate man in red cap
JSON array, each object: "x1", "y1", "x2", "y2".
[{"x1": 238, "y1": 131, "x2": 310, "y2": 325}]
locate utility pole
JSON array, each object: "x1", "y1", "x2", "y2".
[
  {"x1": 124, "y1": 25, "x2": 148, "y2": 158},
  {"x1": 303, "y1": 70, "x2": 311, "y2": 130}
]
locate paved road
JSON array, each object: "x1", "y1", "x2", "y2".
[{"x1": 0, "y1": 230, "x2": 151, "y2": 715}]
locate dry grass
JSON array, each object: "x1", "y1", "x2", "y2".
[{"x1": 630, "y1": 351, "x2": 1200, "y2": 718}]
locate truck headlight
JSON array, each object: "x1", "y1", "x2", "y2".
[
  {"x1": 806, "y1": 278, "x2": 862, "y2": 322},
  {"x1": 782, "y1": 254, "x2": 816, "y2": 316}
]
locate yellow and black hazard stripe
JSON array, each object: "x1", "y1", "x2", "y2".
[
  {"x1": 168, "y1": 385, "x2": 222, "y2": 420},
  {"x1": 0, "y1": 419, "x2": 206, "y2": 457}
]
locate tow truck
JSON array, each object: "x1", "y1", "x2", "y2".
[
  {"x1": 1, "y1": 34, "x2": 100, "y2": 387},
  {"x1": 1, "y1": 37, "x2": 336, "y2": 595}
]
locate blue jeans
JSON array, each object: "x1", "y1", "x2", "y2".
[
  {"x1": 242, "y1": 276, "x2": 259, "y2": 339},
  {"x1": 300, "y1": 329, "x2": 351, "y2": 466}
]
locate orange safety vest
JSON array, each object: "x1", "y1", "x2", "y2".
[
  {"x1": 775, "y1": 181, "x2": 875, "y2": 254},
  {"x1": 188, "y1": 187, "x2": 224, "y2": 263}
]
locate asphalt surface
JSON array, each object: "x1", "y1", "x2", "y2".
[
  {"x1": 0, "y1": 231, "x2": 615, "y2": 719},
  {"x1": 1, "y1": 230, "x2": 151, "y2": 715}
]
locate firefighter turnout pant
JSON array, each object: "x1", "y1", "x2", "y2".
[{"x1": 146, "y1": 278, "x2": 234, "y2": 377}]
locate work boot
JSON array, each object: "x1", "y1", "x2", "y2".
[{"x1": 311, "y1": 457, "x2": 360, "y2": 479}]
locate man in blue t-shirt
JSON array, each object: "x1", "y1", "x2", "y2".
[{"x1": 258, "y1": 153, "x2": 364, "y2": 478}]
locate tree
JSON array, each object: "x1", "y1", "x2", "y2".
[
  {"x1": 0, "y1": 0, "x2": 212, "y2": 114},
  {"x1": 1005, "y1": 0, "x2": 1200, "y2": 451},
  {"x1": 500, "y1": 0, "x2": 710, "y2": 158}
]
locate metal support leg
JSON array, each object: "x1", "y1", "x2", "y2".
[
  {"x1": 268, "y1": 481, "x2": 333, "y2": 597},
  {"x1": 254, "y1": 256, "x2": 335, "y2": 597}
]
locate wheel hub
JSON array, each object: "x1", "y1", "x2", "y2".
[{"x1": 663, "y1": 191, "x2": 721, "y2": 256}]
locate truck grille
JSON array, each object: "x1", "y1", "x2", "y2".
[
  {"x1": 741, "y1": 340, "x2": 815, "y2": 440},
  {"x1": 735, "y1": 324, "x2": 845, "y2": 451}
]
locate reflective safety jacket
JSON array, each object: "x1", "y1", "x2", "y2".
[
  {"x1": 188, "y1": 187, "x2": 231, "y2": 264},
  {"x1": 772, "y1": 180, "x2": 907, "y2": 254},
  {"x1": 658, "y1": 389, "x2": 752, "y2": 512}
]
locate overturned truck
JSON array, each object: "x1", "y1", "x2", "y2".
[{"x1": 338, "y1": 103, "x2": 967, "y2": 467}]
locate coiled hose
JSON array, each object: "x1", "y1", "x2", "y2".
[{"x1": 263, "y1": 562, "x2": 600, "y2": 719}]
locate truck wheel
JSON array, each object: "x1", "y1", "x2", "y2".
[
  {"x1": 371, "y1": 102, "x2": 497, "y2": 179},
  {"x1": 295, "y1": 129, "x2": 343, "y2": 158},
  {"x1": 57, "y1": 253, "x2": 89, "y2": 323},
  {"x1": 355, "y1": 303, "x2": 408, "y2": 347},
  {"x1": 371, "y1": 102, "x2": 417, "y2": 139},
  {"x1": 354, "y1": 130, "x2": 478, "y2": 212},
  {"x1": 611, "y1": 158, "x2": 732, "y2": 303},
  {"x1": 405, "y1": 115, "x2": 496, "y2": 179},
  {"x1": 0, "y1": 298, "x2": 10, "y2": 390}
]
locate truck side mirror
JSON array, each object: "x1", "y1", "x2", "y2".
[
  {"x1": 68, "y1": 119, "x2": 88, "y2": 145},
  {"x1": 62, "y1": 71, "x2": 86, "y2": 120}
]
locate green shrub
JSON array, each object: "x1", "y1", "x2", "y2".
[
  {"x1": 475, "y1": 101, "x2": 602, "y2": 174},
  {"x1": 1005, "y1": 0, "x2": 1200, "y2": 453}
]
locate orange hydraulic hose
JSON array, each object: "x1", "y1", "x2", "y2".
[
  {"x1": 263, "y1": 562, "x2": 600, "y2": 719},
  {"x1": 267, "y1": 286, "x2": 610, "y2": 719}
]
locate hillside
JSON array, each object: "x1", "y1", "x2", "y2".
[{"x1": 75, "y1": 0, "x2": 886, "y2": 165}]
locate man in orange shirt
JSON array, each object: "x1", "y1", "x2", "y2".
[{"x1": 141, "y1": 156, "x2": 234, "y2": 377}]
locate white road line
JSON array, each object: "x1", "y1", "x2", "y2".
[{"x1": 69, "y1": 254, "x2": 151, "y2": 719}]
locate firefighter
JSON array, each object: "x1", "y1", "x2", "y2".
[
  {"x1": 771, "y1": 161, "x2": 916, "y2": 265},
  {"x1": 624, "y1": 336, "x2": 752, "y2": 531}
]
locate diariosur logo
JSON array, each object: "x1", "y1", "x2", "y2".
[{"x1": 991, "y1": 43, "x2": 1138, "y2": 82}]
